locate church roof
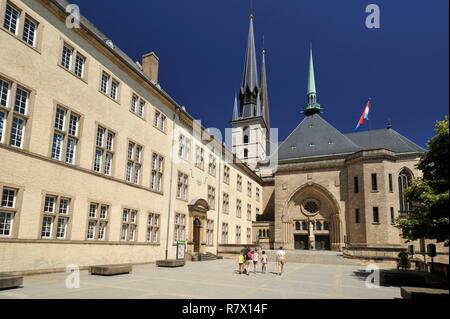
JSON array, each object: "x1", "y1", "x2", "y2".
[
  {"x1": 241, "y1": 15, "x2": 259, "y2": 94},
  {"x1": 278, "y1": 114, "x2": 362, "y2": 161},
  {"x1": 345, "y1": 129, "x2": 426, "y2": 154}
]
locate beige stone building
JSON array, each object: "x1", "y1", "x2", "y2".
[{"x1": 0, "y1": 0, "x2": 263, "y2": 273}]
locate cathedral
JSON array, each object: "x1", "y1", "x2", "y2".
[{"x1": 231, "y1": 14, "x2": 434, "y2": 258}]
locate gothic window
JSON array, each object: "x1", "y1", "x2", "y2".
[
  {"x1": 316, "y1": 221, "x2": 322, "y2": 231},
  {"x1": 304, "y1": 200, "x2": 319, "y2": 214},
  {"x1": 243, "y1": 126, "x2": 249, "y2": 144},
  {"x1": 244, "y1": 148, "x2": 249, "y2": 159},
  {"x1": 399, "y1": 169, "x2": 413, "y2": 213},
  {"x1": 295, "y1": 221, "x2": 301, "y2": 231},
  {"x1": 302, "y1": 221, "x2": 308, "y2": 230}
]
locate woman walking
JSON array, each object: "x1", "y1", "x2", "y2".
[
  {"x1": 260, "y1": 251, "x2": 268, "y2": 274},
  {"x1": 252, "y1": 250, "x2": 259, "y2": 274}
]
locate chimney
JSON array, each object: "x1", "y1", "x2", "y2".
[{"x1": 142, "y1": 52, "x2": 159, "y2": 84}]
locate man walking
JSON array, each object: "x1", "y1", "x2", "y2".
[{"x1": 276, "y1": 247, "x2": 286, "y2": 276}]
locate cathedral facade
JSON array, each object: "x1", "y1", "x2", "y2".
[{"x1": 231, "y1": 15, "x2": 445, "y2": 260}]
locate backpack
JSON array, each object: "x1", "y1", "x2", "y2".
[{"x1": 246, "y1": 251, "x2": 253, "y2": 260}]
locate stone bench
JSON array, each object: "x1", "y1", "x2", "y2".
[
  {"x1": 156, "y1": 260, "x2": 185, "y2": 268},
  {"x1": 0, "y1": 275, "x2": 23, "y2": 290},
  {"x1": 89, "y1": 265, "x2": 132, "y2": 276},
  {"x1": 401, "y1": 287, "x2": 449, "y2": 300}
]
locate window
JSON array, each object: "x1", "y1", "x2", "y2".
[
  {"x1": 371, "y1": 174, "x2": 378, "y2": 191},
  {"x1": 41, "y1": 194, "x2": 71, "y2": 240},
  {"x1": 390, "y1": 207, "x2": 395, "y2": 225},
  {"x1": 177, "y1": 172, "x2": 189, "y2": 201},
  {"x1": 237, "y1": 174, "x2": 242, "y2": 192},
  {"x1": 153, "y1": 110, "x2": 166, "y2": 132},
  {"x1": 60, "y1": 42, "x2": 86, "y2": 79},
  {"x1": 147, "y1": 213, "x2": 160, "y2": 243},
  {"x1": 247, "y1": 228, "x2": 251, "y2": 243},
  {"x1": 178, "y1": 134, "x2": 190, "y2": 161},
  {"x1": 93, "y1": 125, "x2": 115, "y2": 176},
  {"x1": 207, "y1": 186, "x2": 216, "y2": 210},
  {"x1": 0, "y1": 187, "x2": 18, "y2": 237},
  {"x1": 247, "y1": 182, "x2": 252, "y2": 198},
  {"x1": 174, "y1": 213, "x2": 186, "y2": 242},
  {"x1": 244, "y1": 148, "x2": 249, "y2": 159},
  {"x1": 126, "y1": 141, "x2": 143, "y2": 185},
  {"x1": 22, "y1": 16, "x2": 37, "y2": 46},
  {"x1": 151, "y1": 153, "x2": 164, "y2": 193},
  {"x1": 61, "y1": 44, "x2": 73, "y2": 70},
  {"x1": 86, "y1": 203, "x2": 109, "y2": 240},
  {"x1": 236, "y1": 225, "x2": 241, "y2": 244},
  {"x1": 51, "y1": 106, "x2": 81, "y2": 165},
  {"x1": 236, "y1": 199, "x2": 242, "y2": 218},
  {"x1": 222, "y1": 223, "x2": 228, "y2": 244},
  {"x1": 120, "y1": 208, "x2": 138, "y2": 241},
  {"x1": 388, "y1": 174, "x2": 393, "y2": 192},
  {"x1": 316, "y1": 221, "x2": 322, "y2": 231},
  {"x1": 208, "y1": 154, "x2": 217, "y2": 176},
  {"x1": 195, "y1": 146, "x2": 204, "y2": 169},
  {"x1": 399, "y1": 169, "x2": 413, "y2": 213},
  {"x1": 130, "y1": 94, "x2": 146, "y2": 118},
  {"x1": 3, "y1": 3, "x2": 20, "y2": 35},
  {"x1": 247, "y1": 204, "x2": 252, "y2": 221},
  {"x1": 206, "y1": 219, "x2": 214, "y2": 245},
  {"x1": 354, "y1": 176, "x2": 359, "y2": 194},
  {"x1": 0, "y1": 78, "x2": 31, "y2": 149},
  {"x1": 223, "y1": 165, "x2": 230, "y2": 184},
  {"x1": 373, "y1": 207, "x2": 380, "y2": 223},
  {"x1": 3, "y1": 3, "x2": 41, "y2": 49},
  {"x1": 355, "y1": 208, "x2": 360, "y2": 224},
  {"x1": 100, "y1": 71, "x2": 119, "y2": 100},
  {"x1": 256, "y1": 188, "x2": 260, "y2": 202},
  {"x1": 243, "y1": 126, "x2": 249, "y2": 144},
  {"x1": 222, "y1": 193, "x2": 229, "y2": 214},
  {"x1": 295, "y1": 221, "x2": 301, "y2": 231}
]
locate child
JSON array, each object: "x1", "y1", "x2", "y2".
[
  {"x1": 261, "y1": 251, "x2": 268, "y2": 274},
  {"x1": 238, "y1": 253, "x2": 245, "y2": 274},
  {"x1": 252, "y1": 250, "x2": 259, "y2": 274}
]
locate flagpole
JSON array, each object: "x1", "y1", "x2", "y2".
[{"x1": 369, "y1": 98, "x2": 372, "y2": 149}]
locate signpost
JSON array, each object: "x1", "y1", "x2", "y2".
[{"x1": 176, "y1": 240, "x2": 187, "y2": 261}]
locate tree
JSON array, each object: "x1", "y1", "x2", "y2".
[{"x1": 396, "y1": 116, "x2": 449, "y2": 245}]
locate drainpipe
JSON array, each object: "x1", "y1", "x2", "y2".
[
  {"x1": 216, "y1": 147, "x2": 223, "y2": 256},
  {"x1": 165, "y1": 110, "x2": 179, "y2": 260}
]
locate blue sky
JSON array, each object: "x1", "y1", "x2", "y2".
[{"x1": 72, "y1": 0, "x2": 448, "y2": 147}]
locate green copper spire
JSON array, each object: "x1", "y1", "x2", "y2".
[{"x1": 304, "y1": 46, "x2": 322, "y2": 116}]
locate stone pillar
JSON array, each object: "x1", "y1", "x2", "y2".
[
  {"x1": 308, "y1": 220, "x2": 315, "y2": 250},
  {"x1": 331, "y1": 214, "x2": 341, "y2": 251}
]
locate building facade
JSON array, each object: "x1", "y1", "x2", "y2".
[{"x1": 0, "y1": 0, "x2": 263, "y2": 273}]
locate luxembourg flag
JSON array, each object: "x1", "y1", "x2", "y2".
[{"x1": 355, "y1": 99, "x2": 371, "y2": 130}]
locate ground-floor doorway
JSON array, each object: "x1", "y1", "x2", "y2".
[
  {"x1": 315, "y1": 235, "x2": 330, "y2": 250},
  {"x1": 294, "y1": 235, "x2": 309, "y2": 250}
]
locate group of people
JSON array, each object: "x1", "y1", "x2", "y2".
[{"x1": 238, "y1": 246, "x2": 286, "y2": 276}]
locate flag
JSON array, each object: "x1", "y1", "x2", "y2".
[{"x1": 355, "y1": 99, "x2": 371, "y2": 130}]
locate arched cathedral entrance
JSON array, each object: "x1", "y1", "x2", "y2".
[{"x1": 282, "y1": 183, "x2": 342, "y2": 251}]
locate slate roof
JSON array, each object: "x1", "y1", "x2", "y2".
[
  {"x1": 345, "y1": 129, "x2": 427, "y2": 154},
  {"x1": 278, "y1": 114, "x2": 362, "y2": 161}
]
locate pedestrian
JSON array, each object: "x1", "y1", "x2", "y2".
[
  {"x1": 245, "y1": 247, "x2": 253, "y2": 275},
  {"x1": 276, "y1": 246, "x2": 286, "y2": 276},
  {"x1": 238, "y1": 253, "x2": 245, "y2": 274},
  {"x1": 398, "y1": 249, "x2": 409, "y2": 271},
  {"x1": 261, "y1": 251, "x2": 268, "y2": 274},
  {"x1": 252, "y1": 250, "x2": 259, "y2": 274}
]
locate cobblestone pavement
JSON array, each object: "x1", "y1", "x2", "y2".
[{"x1": 0, "y1": 258, "x2": 401, "y2": 299}]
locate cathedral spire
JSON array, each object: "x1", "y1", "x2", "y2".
[
  {"x1": 240, "y1": 14, "x2": 259, "y2": 118},
  {"x1": 304, "y1": 46, "x2": 322, "y2": 116},
  {"x1": 232, "y1": 94, "x2": 239, "y2": 121},
  {"x1": 260, "y1": 45, "x2": 270, "y2": 130}
]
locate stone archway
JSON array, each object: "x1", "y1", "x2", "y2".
[
  {"x1": 187, "y1": 199, "x2": 209, "y2": 254},
  {"x1": 282, "y1": 183, "x2": 342, "y2": 251}
]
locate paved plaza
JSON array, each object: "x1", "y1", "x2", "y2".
[{"x1": 0, "y1": 252, "x2": 401, "y2": 299}]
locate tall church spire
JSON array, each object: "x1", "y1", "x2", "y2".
[
  {"x1": 240, "y1": 14, "x2": 259, "y2": 118},
  {"x1": 260, "y1": 46, "x2": 270, "y2": 130},
  {"x1": 304, "y1": 46, "x2": 322, "y2": 116},
  {"x1": 232, "y1": 94, "x2": 239, "y2": 121}
]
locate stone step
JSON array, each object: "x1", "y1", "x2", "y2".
[{"x1": 0, "y1": 275, "x2": 23, "y2": 290}]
